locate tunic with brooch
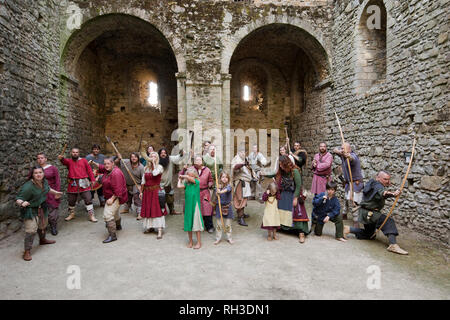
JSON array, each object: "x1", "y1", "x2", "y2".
[
  {"x1": 183, "y1": 179, "x2": 204, "y2": 232},
  {"x1": 261, "y1": 191, "x2": 281, "y2": 230}
]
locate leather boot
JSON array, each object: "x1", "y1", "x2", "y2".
[
  {"x1": 38, "y1": 229, "x2": 56, "y2": 245},
  {"x1": 23, "y1": 250, "x2": 32, "y2": 261},
  {"x1": 23, "y1": 233, "x2": 34, "y2": 261},
  {"x1": 103, "y1": 220, "x2": 117, "y2": 243},
  {"x1": 238, "y1": 217, "x2": 248, "y2": 226},
  {"x1": 116, "y1": 218, "x2": 122, "y2": 230},
  {"x1": 309, "y1": 223, "x2": 316, "y2": 234},
  {"x1": 65, "y1": 207, "x2": 76, "y2": 221},
  {"x1": 88, "y1": 209, "x2": 98, "y2": 223},
  {"x1": 50, "y1": 222, "x2": 58, "y2": 236}
]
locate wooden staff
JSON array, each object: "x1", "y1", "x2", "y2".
[
  {"x1": 59, "y1": 143, "x2": 67, "y2": 158},
  {"x1": 372, "y1": 137, "x2": 416, "y2": 239},
  {"x1": 284, "y1": 124, "x2": 291, "y2": 154},
  {"x1": 334, "y1": 111, "x2": 355, "y2": 205},
  {"x1": 214, "y1": 151, "x2": 226, "y2": 233},
  {"x1": 105, "y1": 136, "x2": 140, "y2": 191}
]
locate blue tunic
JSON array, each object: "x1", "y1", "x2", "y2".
[
  {"x1": 312, "y1": 192, "x2": 341, "y2": 224},
  {"x1": 215, "y1": 185, "x2": 234, "y2": 219}
]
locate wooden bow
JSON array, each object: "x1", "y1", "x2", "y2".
[
  {"x1": 372, "y1": 137, "x2": 416, "y2": 238},
  {"x1": 106, "y1": 136, "x2": 140, "y2": 191},
  {"x1": 334, "y1": 112, "x2": 354, "y2": 205},
  {"x1": 214, "y1": 151, "x2": 226, "y2": 233},
  {"x1": 59, "y1": 143, "x2": 67, "y2": 158}
]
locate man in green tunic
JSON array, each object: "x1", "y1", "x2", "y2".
[{"x1": 16, "y1": 166, "x2": 62, "y2": 261}]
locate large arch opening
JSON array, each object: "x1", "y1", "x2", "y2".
[
  {"x1": 229, "y1": 23, "x2": 330, "y2": 157},
  {"x1": 60, "y1": 14, "x2": 178, "y2": 155}
]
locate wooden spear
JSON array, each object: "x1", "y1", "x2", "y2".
[
  {"x1": 284, "y1": 122, "x2": 291, "y2": 154},
  {"x1": 334, "y1": 111, "x2": 355, "y2": 205},
  {"x1": 214, "y1": 151, "x2": 226, "y2": 233},
  {"x1": 105, "y1": 136, "x2": 140, "y2": 191},
  {"x1": 59, "y1": 143, "x2": 68, "y2": 158},
  {"x1": 372, "y1": 137, "x2": 416, "y2": 239}
]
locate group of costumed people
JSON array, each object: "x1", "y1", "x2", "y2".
[{"x1": 15, "y1": 137, "x2": 409, "y2": 261}]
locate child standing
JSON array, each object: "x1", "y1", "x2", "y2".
[
  {"x1": 311, "y1": 181, "x2": 346, "y2": 242},
  {"x1": 214, "y1": 172, "x2": 234, "y2": 245},
  {"x1": 261, "y1": 182, "x2": 281, "y2": 240},
  {"x1": 178, "y1": 168, "x2": 204, "y2": 249}
]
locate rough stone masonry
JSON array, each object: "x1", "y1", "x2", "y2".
[{"x1": 0, "y1": 0, "x2": 448, "y2": 244}]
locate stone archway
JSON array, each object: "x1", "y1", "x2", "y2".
[
  {"x1": 60, "y1": 14, "x2": 181, "y2": 155},
  {"x1": 225, "y1": 22, "x2": 332, "y2": 163}
]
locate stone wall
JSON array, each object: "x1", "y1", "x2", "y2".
[
  {"x1": 0, "y1": 0, "x2": 67, "y2": 239},
  {"x1": 327, "y1": 0, "x2": 449, "y2": 244},
  {"x1": 0, "y1": 0, "x2": 448, "y2": 244}
]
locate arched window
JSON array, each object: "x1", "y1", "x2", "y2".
[
  {"x1": 243, "y1": 85, "x2": 251, "y2": 101},
  {"x1": 148, "y1": 81, "x2": 159, "y2": 106},
  {"x1": 355, "y1": 0, "x2": 387, "y2": 93}
]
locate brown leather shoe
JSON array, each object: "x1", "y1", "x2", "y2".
[
  {"x1": 23, "y1": 250, "x2": 32, "y2": 261},
  {"x1": 299, "y1": 233, "x2": 305, "y2": 243},
  {"x1": 65, "y1": 211, "x2": 76, "y2": 221},
  {"x1": 40, "y1": 238, "x2": 56, "y2": 245},
  {"x1": 88, "y1": 210, "x2": 98, "y2": 223},
  {"x1": 387, "y1": 244, "x2": 408, "y2": 255},
  {"x1": 38, "y1": 230, "x2": 56, "y2": 245}
]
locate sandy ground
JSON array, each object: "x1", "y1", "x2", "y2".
[{"x1": 0, "y1": 199, "x2": 449, "y2": 300}]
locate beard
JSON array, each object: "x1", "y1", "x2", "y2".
[
  {"x1": 159, "y1": 156, "x2": 169, "y2": 168},
  {"x1": 72, "y1": 156, "x2": 79, "y2": 161}
]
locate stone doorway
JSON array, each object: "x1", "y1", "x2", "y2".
[
  {"x1": 60, "y1": 14, "x2": 179, "y2": 156},
  {"x1": 228, "y1": 23, "x2": 331, "y2": 160}
]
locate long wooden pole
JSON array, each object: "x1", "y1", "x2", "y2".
[
  {"x1": 106, "y1": 136, "x2": 140, "y2": 191},
  {"x1": 334, "y1": 112, "x2": 355, "y2": 205},
  {"x1": 214, "y1": 152, "x2": 226, "y2": 233},
  {"x1": 59, "y1": 143, "x2": 67, "y2": 158},
  {"x1": 284, "y1": 126, "x2": 291, "y2": 154},
  {"x1": 372, "y1": 137, "x2": 416, "y2": 238}
]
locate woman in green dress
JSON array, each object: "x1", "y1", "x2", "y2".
[
  {"x1": 178, "y1": 167, "x2": 204, "y2": 249},
  {"x1": 16, "y1": 166, "x2": 63, "y2": 261}
]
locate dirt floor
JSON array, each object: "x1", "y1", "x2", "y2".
[{"x1": 0, "y1": 199, "x2": 449, "y2": 300}]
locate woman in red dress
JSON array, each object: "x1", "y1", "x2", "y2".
[{"x1": 139, "y1": 151, "x2": 167, "y2": 239}]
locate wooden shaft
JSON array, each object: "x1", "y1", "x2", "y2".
[
  {"x1": 60, "y1": 143, "x2": 67, "y2": 157},
  {"x1": 106, "y1": 136, "x2": 140, "y2": 190},
  {"x1": 284, "y1": 127, "x2": 291, "y2": 154},
  {"x1": 334, "y1": 112, "x2": 354, "y2": 205},
  {"x1": 214, "y1": 153, "x2": 226, "y2": 233}
]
